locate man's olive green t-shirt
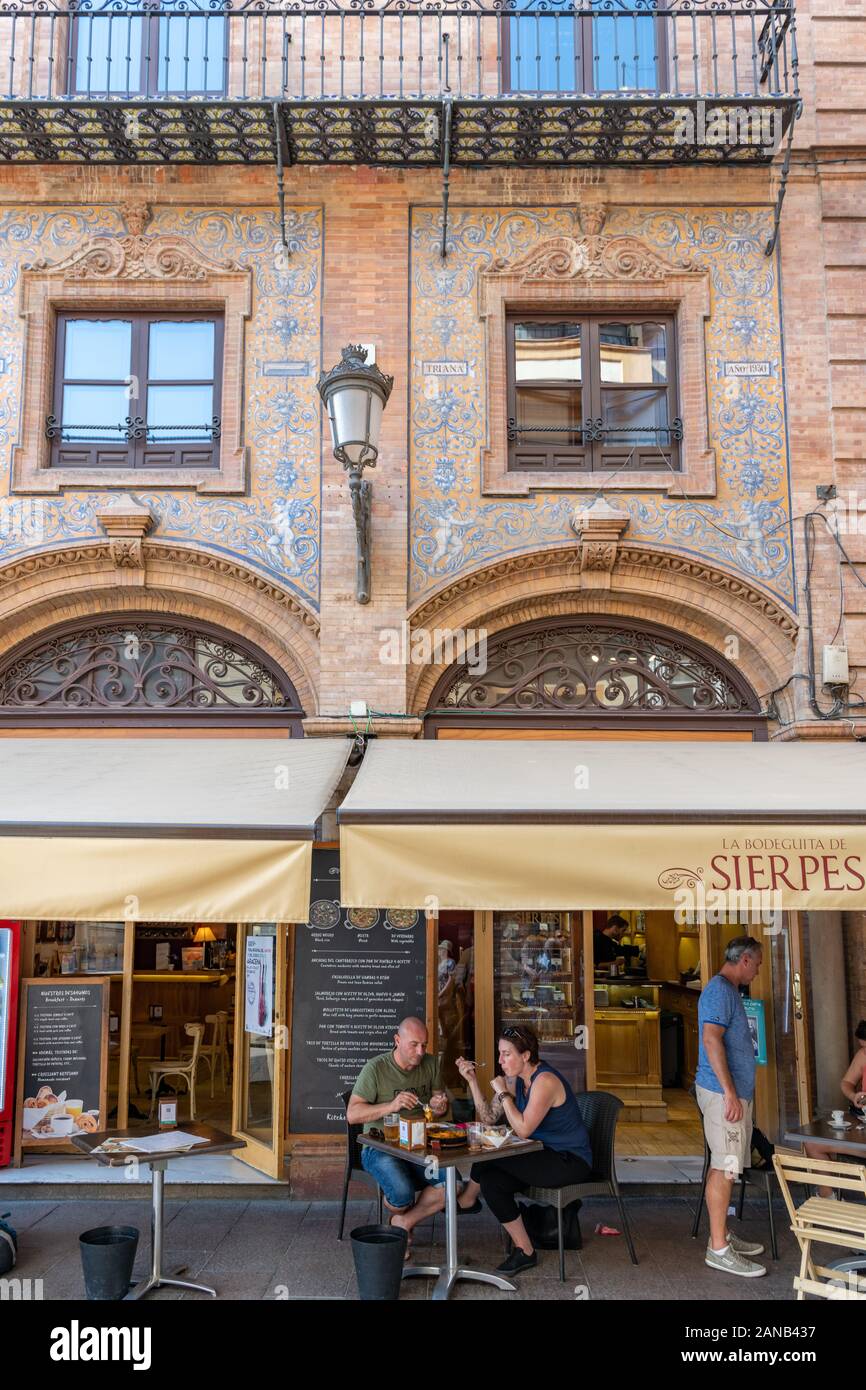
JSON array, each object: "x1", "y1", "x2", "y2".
[{"x1": 353, "y1": 1052, "x2": 443, "y2": 1134}]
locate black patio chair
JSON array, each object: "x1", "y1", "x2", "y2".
[
  {"x1": 337, "y1": 1088, "x2": 383, "y2": 1240},
  {"x1": 522, "y1": 1089, "x2": 638, "y2": 1280}
]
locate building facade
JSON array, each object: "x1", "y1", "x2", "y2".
[{"x1": 0, "y1": 0, "x2": 864, "y2": 1185}]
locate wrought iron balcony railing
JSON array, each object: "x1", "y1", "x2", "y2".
[{"x1": 0, "y1": 1, "x2": 799, "y2": 166}]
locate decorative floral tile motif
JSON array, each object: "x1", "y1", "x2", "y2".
[
  {"x1": 409, "y1": 206, "x2": 793, "y2": 610},
  {"x1": 0, "y1": 205, "x2": 322, "y2": 608}
]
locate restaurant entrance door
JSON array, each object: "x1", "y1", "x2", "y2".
[{"x1": 231, "y1": 923, "x2": 289, "y2": 1178}]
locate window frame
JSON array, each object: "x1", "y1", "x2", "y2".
[
  {"x1": 49, "y1": 310, "x2": 224, "y2": 473},
  {"x1": 501, "y1": 5, "x2": 670, "y2": 96},
  {"x1": 506, "y1": 310, "x2": 680, "y2": 473},
  {"x1": 66, "y1": 2, "x2": 228, "y2": 99}
]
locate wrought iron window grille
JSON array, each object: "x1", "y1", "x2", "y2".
[
  {"x1": 507, "y1": 416, "x2": 683, "y2": 444},
  {"x1": 434, "y1": 618, "x2": 758, "y2": 715},
  {"x1": 0, "y1": 618, "x2": 303, "y2": 717},
  {"x1": 45, "y1": 416, "x2": 221, "y2": 442}
]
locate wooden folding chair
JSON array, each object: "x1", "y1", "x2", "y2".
[
  {"x1": 793, "y1": 1275, "x2": 866, "y2": 1300},
  {"x1": 773, "y1": 1149, "x2": 866, "y2": 1300}
]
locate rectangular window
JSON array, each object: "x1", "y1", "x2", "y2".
[
  {"x1": 507, "y1": 313, "x2": 680, "y2": 472},
  {"x1": 506, "y1": 2, "x2": 664, "y2": 95},
  {"x1": 68, "y1": 1, "x2": 226, "y2": 97},
  {"x1": 50, "y1": 312, "x2": 223, "y2": 471}
]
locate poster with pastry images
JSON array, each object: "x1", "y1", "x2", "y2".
[{"x1": 16, "y1": 978, "x2": 109, "y2": 1156}]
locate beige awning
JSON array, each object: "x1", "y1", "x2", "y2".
[
  {"x1": 0, "y1": 738, "x2": 350, "y2": 922},
  {"x1": 338, "y1": 739, "x2": 866, "y2": 910}
]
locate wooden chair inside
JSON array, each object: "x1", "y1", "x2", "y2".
[
  {"x1": 147, "y1": 1022, "x2": 205, "y2": 1122},
  {"x1": 182, "y1": 1011, "x2": 229, "y2": 1098}
]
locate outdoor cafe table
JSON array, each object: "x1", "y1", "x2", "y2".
[
  {"x1": 72, "y1": 1122, "x2": 245, "y2": 1299},
  {"x1": 784, "y1": 1117, "x2": 866, "y2": 1160},
  {"x1": 359, "y1": 1132, "x2": 543, "y2": 1300},
  {"x1": 784, "y1": 1118, "x2": 866, "y2": 1280}
]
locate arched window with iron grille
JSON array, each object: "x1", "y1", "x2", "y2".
[
  {"x1": 425, "y1": 616, "x2": 763, "y2": 738},
  {"x1": 0, "y1": 615, "x2": 304, "y2": 731}
]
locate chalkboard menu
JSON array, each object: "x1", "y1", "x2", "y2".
[
  {"x1": 17, "y1": 978, "x2": 109, "y2": 1155},
  {"x1": 289, "y1": 849, "x2": 427, "y2": 1134}
]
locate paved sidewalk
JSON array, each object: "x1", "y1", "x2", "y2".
[{"x1": 0, "y1": 1192, "x2": 803, "y2": 1300}]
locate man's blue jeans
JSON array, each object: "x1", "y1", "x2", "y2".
[{"x1": 361, "y1": 1145, "x2": 448, "y2": 1209}]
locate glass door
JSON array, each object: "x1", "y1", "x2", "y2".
[
  {"x1": 232, "y1": 922, "x2": 288, "y2": 1178},
  {"x1": 770, "y1": 912, "x2": 813, "y2": 1132},
  {"x1": 436, "y1": 911, "x2": 477, "y2": 1119},
  {"x1": 588, "y1": 0, "x2": 661, "y2": 92},
  {"x1": 493, "y1": 911, "x2": 585, "y2": 1093},
  {"x1": 505, "y1": 0, "x2": 663, "y2": 95}
]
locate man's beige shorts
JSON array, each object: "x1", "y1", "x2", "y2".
[{"x1": 696, "y1": 1085, "x2": 753, "y2": 1176}]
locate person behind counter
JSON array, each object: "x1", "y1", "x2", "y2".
[
  {"x1": 454, "y1": 1026, "x2": 593, "y2": 1276},
  {"x1": 593, "y1": 914, "x2": 642, "y2": 969},
  {"x1": 347, "y1": 1016, "x2": 480, "y2": 1255}
]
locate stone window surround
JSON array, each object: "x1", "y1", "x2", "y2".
[
  {"x1": 13, "y1": 234, "x2": 251, "y2": 495},
  {"x1": 478, "y1": 253, "x2": 716, "y2": 498}
]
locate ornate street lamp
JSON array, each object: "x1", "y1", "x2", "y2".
[{"x1": 317, "y1": 345, "x2": 394, "y2": 604}]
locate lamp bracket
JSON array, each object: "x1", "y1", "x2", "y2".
[{"x1": 347, "y1": 465, "x2": 373, "y2": 604}]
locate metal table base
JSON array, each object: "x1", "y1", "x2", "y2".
[
  {"x1": 402, "y1": 1166, "x2": 517, "y2": 1301},
  {"x1": 125, "y1": 1160, "x2": 216, "y2": 1300}
]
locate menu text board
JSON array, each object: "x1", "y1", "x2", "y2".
[
  {"x1": 16, "y1": 977, "x2": 109, "y2": 1156},
  {"x1": 289, "y1": 849, "x2": 427, "y2": 1134}
]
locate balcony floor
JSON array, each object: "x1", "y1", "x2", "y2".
[{"x1": 0, "y1": 95, "x2": 798, "y2": 166}]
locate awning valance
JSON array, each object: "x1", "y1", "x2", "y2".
[
  {"x1": 0, "y1": 738, "x2": 350, "y2": 921},
  {"x1": 338, "y1": 739, "x2": 866, "y2": 911}
]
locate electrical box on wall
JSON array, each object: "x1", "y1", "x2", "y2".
[{"x1": 822, "y1": 645, "x2": 849, "y2": 687}]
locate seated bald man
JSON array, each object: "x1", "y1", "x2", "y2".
[{"x1": 348, "y1": 1016, "x2": 480, "y2": 1251}]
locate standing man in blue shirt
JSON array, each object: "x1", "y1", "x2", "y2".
[{"x1": 696, "y1": 935, "x2": 766, "y2": 1278}]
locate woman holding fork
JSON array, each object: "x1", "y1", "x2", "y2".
[{"x1": 454, "y1": 1025, "x2": 593, "y2": 1276}]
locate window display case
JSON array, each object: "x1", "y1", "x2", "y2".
[
  {"x1": 493, "y1": 911, "x2": 584, "y2": 1092},
  {"x1": 36, "y1": 921, "x2": 124, "y2": 974}
]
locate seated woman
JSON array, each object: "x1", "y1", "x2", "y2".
[{"x1": 456, "y1": 1025, "x2": 593, "y2": 1275}]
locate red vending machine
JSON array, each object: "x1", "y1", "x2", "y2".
[{"x1": 0, "y1": 921, "x2": 22, "y2": 1168}]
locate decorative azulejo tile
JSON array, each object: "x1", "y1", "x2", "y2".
[
  {"x1": 409, "y1": 205, "x2": 793, "y2": 611},
  {"x1": 0, "y1": 204, "x2": 323, "y2": 609}
]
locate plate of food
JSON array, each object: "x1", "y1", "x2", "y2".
[
  {"x1": 478, "y1": 1126, "x2": 515, "y2": 1149},
  {"x1": 426, "y1": 1124, "x2": 468, "y2": 1152}
]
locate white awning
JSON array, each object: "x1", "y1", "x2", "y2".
[
  {"x1": 0, "y1": 738, "x2": 350, "y2": 921},
  {"x1": 338, "y1": 739, "x2": 866, "y2": 910}
]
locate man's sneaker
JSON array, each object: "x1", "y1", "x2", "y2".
[
  {"x1": 726, "y1": 1230, "x2": 764, "y2": 1257},
  {"x1": 705, "y1": 1244, "x2": 766, "y2": 1277}
]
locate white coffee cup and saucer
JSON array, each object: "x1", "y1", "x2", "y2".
[{"x1": 829, "y1": 1109, "x2": 852, "y2": 1129}]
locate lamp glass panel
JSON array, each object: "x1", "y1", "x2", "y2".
[{"x1": 329, "y1": 383, "x2": 381, "y2": 463}]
